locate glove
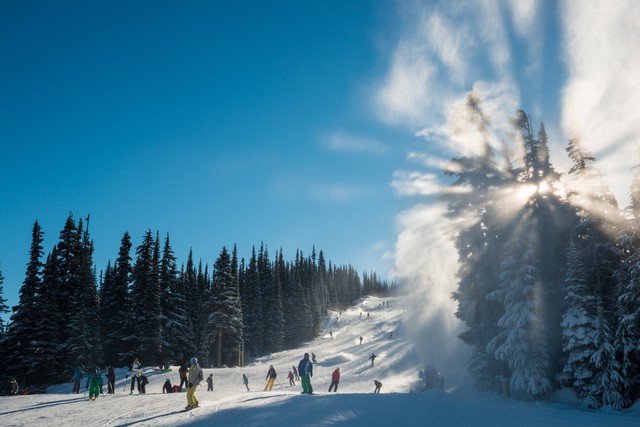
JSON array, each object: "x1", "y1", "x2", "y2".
[{"x1": 188, "y1": 382, "x2": 193, "y2": 388}]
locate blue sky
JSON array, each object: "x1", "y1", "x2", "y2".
[{"x1": 1, "y1": 1, "x2": 638, "y2": 316}]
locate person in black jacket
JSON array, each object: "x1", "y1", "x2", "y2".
[
  {"x1": 163, "y1": 378, "x2": 173, "y2": 393},
  {"x1": 107, "y1": 367, "x2": 116, "y2": 394},
  {"x1": 264, "y1": 366, "x2": 277, "y2": 391}
]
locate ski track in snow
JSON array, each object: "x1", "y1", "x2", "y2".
[{"x1": 2, "y1": 296, "x2": 640, "y2": 426}]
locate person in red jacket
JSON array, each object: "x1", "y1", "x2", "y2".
[{"x1": 328, "y1": 367, "x2": 340, "y2": 392}]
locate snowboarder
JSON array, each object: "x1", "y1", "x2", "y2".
[
  {"x1": 139, "y1": 372, "x2": 149, "y2": 394},
  {"x1": 10, "y1": 378, "x2": 19, "y2": 395},
  {"x1": 178, "y1": 361, "x2": 188, "y2": 391},
  {"x1": 107, "y1": 366, "x2": 115, "y2": 394},
  {"x1": 163, "y1": 378, "x2": 173, "y2": 393},
  {"x1": 288, "y1": 370, "x2": 295, "y2": 386},
  {"x1": 373, "y1": 380, "x2": 382, "y2": 394},
  {"x1": 129, "y1": 357, "x2": 142, "y2": 394},
  {"x1": 369, "y1": 353, "x2": 377, "y2": 367},
  {"x1": 311, "y1": 353, "x2": 317, "y2": 364},
  {"x1": 328, "y1": 367, "x2": 340, "y2": 392},
  {"x1": 359, "y1": 336, "x2": 363, "y2": 345},
  {"x1": 86, "y1": 368, "x2": 101, "y2": 400},
  {"x1": 329, "y1": 330, "x2": 333, "y2": 339},
  {"x1": 185, "y1": 356, "x2": 203, "y2": 410},
  {"x1": 242, "y1": 373, "x2": 250, "y2": 391},
  {"x1": 264, "y1": 365, "x2": 277, "y2": 391},
  {"x1": 71, "y1": 366, "x2": 83, "y2": 394},
  {"x1": 292, "y1": 366, "x2": 299, "y2": 381},
  {"x1": 298, "y1": 353, "x2": 314, "y2": 394},
  {"x1": 206, "y1": 374, "x2": 213, "y2": 391}
]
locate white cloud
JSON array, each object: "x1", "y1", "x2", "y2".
[
  {"x1": 322, "y1": 131, "x2": 388, "y2": 156},
  {"x1": 560, "y1": 0, "x2": 640, "y2": 206},
  {"x1": 391, "y1": 170, "x2": 442, "y2": 197}
]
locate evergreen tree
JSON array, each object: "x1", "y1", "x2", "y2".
[
  {"x1": 206, "y1": 246, "x2": 243, "y2": 367},
  {"x1": 1, "y1": 221, "x2": 45, "y2": 384},
  {"x1": 259, "y1": 244, "x2": 284, "y2": 354},
  {"x1": 109, "y1": 232, "x2": 135, "y2": 365},
  {"x1": 0, "y1": 267, "x2": 8, "y2": 336},
  {"x1": 242, "y1": 247, "x2": 264, "y2": 357}
]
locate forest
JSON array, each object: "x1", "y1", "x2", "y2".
[
  {"x1": 0, "y1": 218, "x2": 392, "y2": 390},
  {"x1": 445, "y1": 90, "x2": 640, "y2": 409}
]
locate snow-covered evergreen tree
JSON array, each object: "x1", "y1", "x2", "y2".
[{"x1": 259, "y1": 244, "x2": 284, "y2": 354}]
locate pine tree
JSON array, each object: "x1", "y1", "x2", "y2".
[
  {"x1": 242, "y1": 247, "x2": 264, "y2": 357},
  {"x1": 259, "y1": 244, "x2": 285, "y2": 354},
  {"x1": 0, "y1": 266, "x2": 8, "y2": 336},
  {"x1": 206, "y1": 246, "x2": 243, "y2": 367},
  {"x1": 1, "y1": 221, "x2": 45, "y2": 384}
]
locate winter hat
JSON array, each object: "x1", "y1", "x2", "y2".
[
  {"x1": 190, "y1": 357, "x2": 198, "y2": 365},
  {"x1": 165, "y1": 378, "x2": 170, "y2": 382}
]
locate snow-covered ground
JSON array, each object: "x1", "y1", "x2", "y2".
[{"x1": 2, "y1": 296, "x2": 640, "y2": 426}]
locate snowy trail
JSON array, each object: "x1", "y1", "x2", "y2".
[{"x1": 2, "y1": 296, "x2": 640, "y2": 426}]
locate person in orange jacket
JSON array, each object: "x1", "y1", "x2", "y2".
[{"x1": 328, "y1": 367, "x2": 340, "y2": 392}]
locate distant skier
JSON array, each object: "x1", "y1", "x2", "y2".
[
  {"x1": 369, "y1": 353, "x2": 377, "y2": 367},
  {"x1": 292, "y1": 366, "x2": 299, "y2": 381},
  {"x1": 139, "y1": 372, "x2": 149, "y2": 394},
  {"x1": 185, "y1": 356, "x2": 203, "y2": 410},
  {"x1": 107, "y1": 366, "x2": 115, "y2": 394},
  {"x1": 86, "y1": 368, "x2": 101, "y2": 401},
  {"x1": 163, "y1": 378, "x2": 173, "y2": 393},
  {"x1": 311, "y1": 353, "x2": 317, "y2": 364},
  {"x1": 178, "y1": 361, "x2": 188, "y2": 391},
  {"x1": 243, "y1": 373, "x2": 250, "y2": 391},
  {"x1": 373, "y1": 380, "x2": 382, "y2": 394},
  {"x1": 288, "y1": 370, "x2": 295, "y2": 386},
  {"x1": 298, "y1": 353, "x2": 314, "y2": 394},
  {"x1": 129, "y1": 357, "x2": 142, "y2": 394},
  {"x1": 329, "y1": 330, "x2": 333, "y2": 339},
  {"x1": 10, "y1": 378, "x2": 19, "y2": 395},
  {"x1": 328, "y1": 367, "x2": 340, "y2": 392},
  {"x1": 71, "y1": 366, "x2": 83, "y2": 394},
  {"x1": 359, "y1": 336, "x2": 363, "y2": 345},
  {"x1": 264, "y1": 365, "x2": 277, "y2": 391},
  {"x1": 206, "y1": 374, "x2": 213, "y2": 391}
]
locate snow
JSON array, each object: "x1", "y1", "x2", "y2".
[{"x1": 2, "y1": 296, "x2": 640, "y2": 426}]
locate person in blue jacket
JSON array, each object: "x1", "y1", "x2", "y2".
[
  {"x1": 298, "y1": 353, "x2": 313, "y2": 394},
  {"x1": 71, "y1": 366, "x2": 83, "y2": 394}
]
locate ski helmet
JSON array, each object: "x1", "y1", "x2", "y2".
[{"x1": 190, "y1": 357, "x2": 198, "y2": 365}]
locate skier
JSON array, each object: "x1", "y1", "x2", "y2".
[
  {"x1": 71, "y1": 366, "x2": 83, "y2": 394},
  {"x1": 264, "y1": 365, "x2": 277, "y2": 391},
  {"x1": 129, "y1": 357, "x2": 142, "y2": 394},
  {"x1": 373, "y1": 380, "x2": 382, "y2": 394},
  {"x1": 86, "y1": 368, "x2": 101, "y2": 401},
  {"x1": 107, "y1": 366, "x2": 115, "y2": 394},
  {"x1": 369, "y1": 353, "x2": 377, "y2": 367},
  {"x1": 311, "y1": 353, "x2": 317, "y2": 364},
  {"x1": 139, "y1": 372, "x2": 149, "y2": 394},
  {"x1": 10, "y1": 378, "x2": 19, "y2": 395},
  {"x1": 298, "y1": 353, "x2": 313, "y2": 394},
  {"x1": 359, "y1": 336, "x2": 363, "y2": 345},
  {"x1": 292, "y1": 366, "x2": 299, "y2": 381},
  {"x1": 242, "y1": 373, "x2": 250, "y2": 391},
  {"x1": 206, "y1": 374, "x2": 213, "y2": 391},
  {"x1": 329, "y1": 330, "x2": 333, "y2": 339},
  {"x1": 288, "y1": 370, "x2": 295, "y2": 386},
  {"x1": 185, "y1": 356, "x2": 203, "y2": 410},
  {"x1": 328, "y1": 367, "x2": 340, "y2": 392},
  {"x1": 178, "y1": 361, "x2": 188, "y2": 391},
  {"x1": 163, "y1": 378, "x2": 173, "y2": 393}
]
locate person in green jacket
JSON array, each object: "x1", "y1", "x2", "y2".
[{"x1": 86, "y1": 368, "x2": 101, "y2": 401}]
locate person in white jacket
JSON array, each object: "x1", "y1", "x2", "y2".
[
  {"x1": 129, "y1": 358, "x2": 142, "y2": 394},
  {"x1": 185, "y1": 357, "x2": 203, "y2": 410}
]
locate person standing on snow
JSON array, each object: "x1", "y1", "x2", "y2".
[
  {"x1": 71, "y1": 366, "x2": 83, "y2": 394},
  {"x1": 328, "y1": 367, "x2": 340, "y2": 392},
  {"x1": 129, "y1": 357, "x2": 142, "y2": 394},
  {"x1": 139, "y1": 372, "x2": 149, "y2": 394},
  {"x1": 373, "y1": 380, "x2": 382, "y2": 393},
  {"x1": 288, "y1": 370, "x2": 295, "y2": 386},
  {"x1": 10, "y1": 378, "x2": 19, "y2": 395},
  {"x1": 178, "y1": 361, "x2": 188, "y2": 391},
  {"x1": 86, "y1": 368, "x2": 101, "y2": 401},
  {"x1": 242, "y1": 373, "x2": 250, "y2": 391},
  {"x1": 206, "y1": 374, "x2": 213, "y2": 391},
  {"x1": 298, "y1": 353, "x2": 313, "y2": 394},
  {"x1": 264, "y1": 365, "x2": 277, "y2": 391},
  {"x1": 369, "y1": 353, "x2": 377, "y2": 367},
  {"x1": 292, "y1": 366, "x2": 299, "y2": 381},
  {"x1": 185, "y1": 356, "x2": 203, "y2": 410},
  {"x1": 106, "y1": 366, "x2": 115, "y2": 394}
]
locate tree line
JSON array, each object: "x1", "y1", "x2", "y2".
[
  {"x1": 444, "y1": 90, "x2": 640, "y2": 409},
  {"x1": 0, "y1": 217, "x2": 392, "y2": 389}
]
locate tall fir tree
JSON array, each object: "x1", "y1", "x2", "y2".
[
  {"x1": 0, "y1": 266, "x2": 8, "y2": 337},
  {"x1": 259, "y1": 244, "x2": 284, "y2": 354}
]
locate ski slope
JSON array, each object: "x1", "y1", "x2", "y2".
[{"x1": 2, "y1": 296, "x2": 640, "y2": 426}]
